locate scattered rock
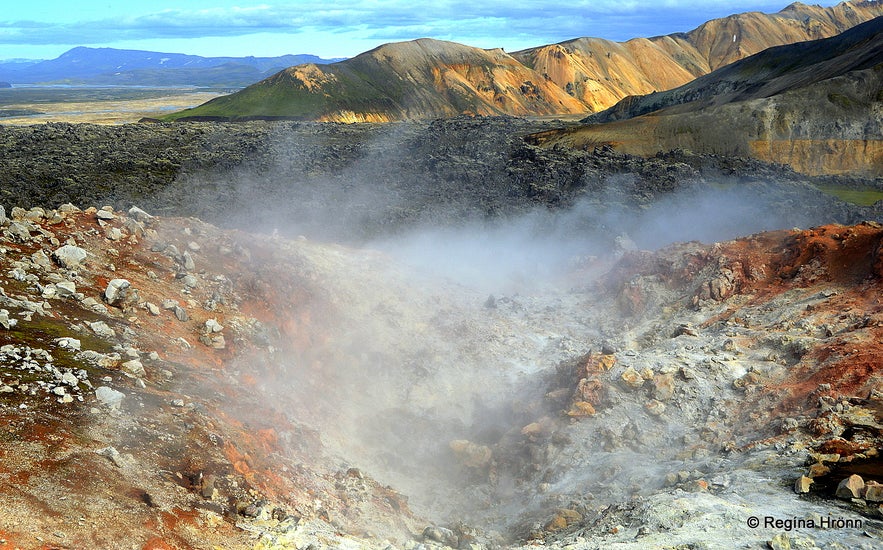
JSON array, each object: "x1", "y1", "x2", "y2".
[
  {"x1": 794, "y1": 475, "x2": 813, "y2": 494},
  {"x1": 620, "y1": 366, "x2": 645, "y2": 390},
  {"x1": 204, "y1": 318, "x2": 223, "y2": 333},
  {"x1": 652, "y1": 373, "x2": 675, "y2": 400},
  {"x1": 5, "y1": 221, "x2": 34, "y2": 242},
  {"x1": 104, "y1": 278, "x2": 132, "y2": 306},
  {"x1": 567, "y1": 401, "x2": 596, "y2": 417},
  {"x1": 807, "y1": 462, "x2": 830, "y2": 478},
  {"x1": 835, "y1": 474, "x2": 865, "y2": 499},
  {"x1": 89, "y1": 321, "x2": 116, "y2": 339},
  {"x1": 645, "y1": 399, "x2": 666, "y2": 416},
  {"x1": 96, "y1": 446, "x2": 127, "y2": 468},
  {"x1": 864, "y1": 480, "x2": 883, "y2": 502},
  {"x1": 52, "y1": 244, "x2": 88, "y2": 268},
  {"x1": 449, "y1": 440, "x2": 492, "y2": 468},
  {"x1": 174, "y1": 306, "x2": 189, "y2": 322},
  {"x1": 423, "y1": 526, "x2": 457, "y2": 547},
  {"x1": 127, "y1": 206, "x2": 153, "y2": 223},
  {"x1": 768, "y1": 532, "x2": 791, "y2": 550},
  {"x1": 77, "y1": 350, "x2": 120, "y2": 368},
  {"x1": 95, "y1": 386, "x2": 125, "y2": 409},
  {"x1": 200, "y1": 474, "x2": 216, "y2": 499},
  {"x1": 182, "y1": 251, "x2": 196, "y2": 271},
  {"x1": 31, "y1": 249, "x2": 52, "y2": 269},
  {"x1": 105, "y1": 226, "x2": 123, "y2": 241},
  {"x1": 120, "y1": 359, "x2": 145, "y2": 378},
  {"x1": 96, "y1": 209, "x2": 116, "y2": 221},
  {"x1": 0, "y1": 309, "x2": 16, "y2": 329},
  {"x1": 55, "y1": 281, "x2": 77, "y2": 298}
]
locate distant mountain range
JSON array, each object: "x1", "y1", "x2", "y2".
[
  {"x1": 0, "y1": 47, "x2": 345, "y2": 87},
  {"x1": 165, "y1": 0, "x2": 883, "y2": 121}
]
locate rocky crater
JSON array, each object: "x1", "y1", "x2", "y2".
[{"x1": 0, "y1": 192, "x2": 883, "y2": 548}]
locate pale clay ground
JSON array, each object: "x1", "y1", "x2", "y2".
[{"x1": 0, "y1": 90, "x2": 225, "y2": 125}]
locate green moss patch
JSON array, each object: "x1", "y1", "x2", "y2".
[{"x1": 814, "y1": 184, "x2": 883, "y2": 206}]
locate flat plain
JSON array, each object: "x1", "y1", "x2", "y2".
[{"x1": 0, "y1": 86, "x2": 227, "y2": 124}]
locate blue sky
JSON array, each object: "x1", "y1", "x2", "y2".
[{"x1": 0, "y1": 1, "x2": 845, "y2": 60}]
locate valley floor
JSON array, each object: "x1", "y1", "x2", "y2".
[{"x1": 0, "y1": 87, "x2": 226, "y2": 125}]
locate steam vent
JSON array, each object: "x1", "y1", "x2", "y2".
[{"x1": 2, "y1": 1, "x2": 883, "y2": 549}]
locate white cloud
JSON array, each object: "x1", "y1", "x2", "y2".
[{"x1": 0, "y1": 1, "x2": 843, "y2": 55}]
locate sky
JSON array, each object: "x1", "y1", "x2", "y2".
[{"x1": 0, "y1": 1, "x2": 846, "y2": 61}]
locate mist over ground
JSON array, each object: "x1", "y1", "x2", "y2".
[
  {"x1": 2, "y1": 116, "x2": 880, "y2": 540},
  {"x1": 155, "y1": 118, "x2": 878, "y2": 292},
  {"x1": 152, "y1": 119, "x2": 883, "y2": 535}
]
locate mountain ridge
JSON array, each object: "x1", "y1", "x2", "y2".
[
  {"x1": 582, "y1": 15, "x2": 883, "y2": 124},
  {"x1": 0, "y1": 46, "x2": 345, "y2": 87},
  {"x1": 529, "y1": 17, "x2": 883, "y2": 176},
  {"x1": 166, "y1": 0, "x2": 883, "y2": 121}
]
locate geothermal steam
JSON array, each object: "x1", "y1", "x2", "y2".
[{"x1": 168, "y1": 122, "x2": 853, "y2": 532}]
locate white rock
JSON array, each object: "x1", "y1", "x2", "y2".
[
  {"x1": 89, "y1": 321, "x2": 116, "y2": 339},
  {"x1": 58, "y1": 203, "x2": 80, "y2": 213},
  {"x1": 53, "y1": 245, "x2": 88, "y2": 268},
  {"x1": 55, "y1": 281, "x2": 76, "y2": 298},
  {"x1": 0, "y1": 309, "x2": 16, "y2": 329},
  {"x1": 96, "y1": 446, "x2": 126, "y2": 467},
  {"x1": 5, "y1": 221, "x2": 34, "y2": 242},
  {"x1": 31, "y1": 249, "x2": 52, "y2": 268},
  {"x1": 182, "y1": 251, "x2": 196, "y2": 271},
  {"x1": 104, "y1": 278, "x2": 131, "y2": 305},
  {"x1": 127, "y1": 206, "x2": 153, "y2": 222},
  {"x1": 61, "y1": 371, "x2": 79, "y2": 387},
  {"x1": 54, "y1": 337, "x2": 81, "y2": 350},
  {"x1": 95, "y1": 386, "x2": 125, "y2": 409},
  {"x1": 121, "y1": 359, "x2": 145, "y2": 378},
  {"x1": 105, "y1": 227, "x2": 123, "y2": 241}
]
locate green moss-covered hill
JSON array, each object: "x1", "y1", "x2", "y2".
[{"x1": 164, "y1": 38, "x2": 585, "y2": 122}]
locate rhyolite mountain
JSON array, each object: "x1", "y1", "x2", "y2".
[
  {"x1": 0, "y1": 47, "x2": 345, "y2": 87},
  {"x1": 166, "y1": 0, "x2": 883, "y2": 121},
  {"x1": 532, "y1": 16, "x2": 883, "y2": 176}
]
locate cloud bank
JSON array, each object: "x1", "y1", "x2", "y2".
[{"x1": 0, "y1": 1, "x2": 841, "y2": 58}]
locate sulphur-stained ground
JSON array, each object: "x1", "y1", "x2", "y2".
[{"x1": 1, "y1": 202, "x2": 883, "y2": 549}]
